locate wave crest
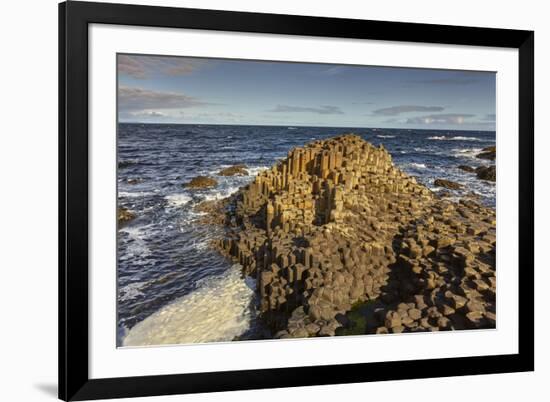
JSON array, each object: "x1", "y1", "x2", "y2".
[{"x1": 428, "y1": 136, "x2": 483, "y2": 141}]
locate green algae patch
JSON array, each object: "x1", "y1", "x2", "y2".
[{"x1": 335, "y1": 301, "x2": 374, "y2": 336}]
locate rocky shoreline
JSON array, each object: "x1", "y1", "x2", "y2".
[{"x1": 203, "y1": 134, "x2": 496, "y2": 338}]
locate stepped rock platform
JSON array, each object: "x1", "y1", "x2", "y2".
[{"x1": 213, "y1": 134, "x2": 496, "y2": 338}]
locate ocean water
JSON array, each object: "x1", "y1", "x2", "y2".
[{"x1": 117, "y1": 123, "x2": 496, "y2": 346}]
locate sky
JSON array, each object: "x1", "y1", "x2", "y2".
[{"x1": 117, "y1": 54, "x2": 496, "y2": 131}]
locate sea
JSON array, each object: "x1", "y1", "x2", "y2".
[{"x1": 117, "y1": 123, "x2": 496, "y2": 346}]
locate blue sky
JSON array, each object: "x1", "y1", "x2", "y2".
[{"x1": 118, "y1": 54, "x2": 496, "y2": 131}]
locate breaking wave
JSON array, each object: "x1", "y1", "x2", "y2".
[
  {"x1": 407, "y1": 162, "x2": 427, "y2": 169},
  {"x1": 202, "y1": 186, "x2": 241, "y2": 202},
  {"x1": 452, "y1": 148, "x2": 483, "y2": 159},
  {"x1": 122, "y1": 265, "x2": 255, "y2": 346},
  {"x1": 428, "y1": 136, "x2": 483, "y2": 141},
  {"x1": 119, "y1": 191, "x2": 156, "y2": 198}
]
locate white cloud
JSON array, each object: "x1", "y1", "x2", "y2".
[
  {"x1": 268, "y1": 104, "x2": 344, "y2": 115},
  {"x1": 373, "y1": 105, "x2": 445, "y2": 116},
  {"x1": 118, "y1": 86, "x2": 206, "y2": 112},
  {"x1": 118, "y1": 54, "x2": 207, "y2": 79},
  {"x1": 405, "y1": 113, "x2": 475, "y2": 125}
]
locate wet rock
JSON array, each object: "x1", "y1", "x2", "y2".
[
  {"x1": 477, "y1": 146, "x2": 496, "y2": 161},
  {"x1": 117, "y1": 207, "x2": 135, "y2": 224},
  {"x1": 184, "y1": 176, "x2": 218, "y2": 188},
  {"x1": 118, "y1": 160, "x2": 136, "y2": 169},
  {"x1": 458, "y1": 165, "x2": 475, "y2": 173},
  {"x1": 475, "y1": 166, "x2": 496, "y2": 182},
  {"x1": 434, "y1": 179, "x2": 462, "y2": 190},
  {"x1": 127, "y1": 178, "x2": 143, "y2": 185},
  {"x1": 218, "y1": 164, "x2": 248, "y2": 176}
]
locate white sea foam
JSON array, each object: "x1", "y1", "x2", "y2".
[
  {"x1": 119, "y1": 281, "x2": 148, "y2": 302},
  {"x1": 407, "y1": 162, "x2": 427, "y2": 169},
  {"x1": 428, "y1": 136, "x2": 483, "y2": 141},
  {"x1": 119, "y1": 191, "x2": 155, "y2": 198},
  {"x1": 377, "y1": 135, "x2": 396, "y2": 139},
  {"x1": 246, "y1": 166, "x2": 269, "y2": 176},
  {"x1": 178, "y1": 210, "x2": 207, "y2": 226},
  {"x1": 122, "y1": 265, "x2": 255, "y2": 346},
  {"x1": 165, "y1": 193, "x2": 192, "y2": 207},
  {"x1": 119, "y1": 225, "x2": 153, "y2": 257},
  {"x1": 452, "y1": 148, "x2": 483, "y2": 159},
  {"x1": 202, "y1": 186, "x2": 240, "y2": 201}
]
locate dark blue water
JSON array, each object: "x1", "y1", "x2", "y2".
[{"x1": 117, "y1": 123, "x2": 495, "y2": 346}]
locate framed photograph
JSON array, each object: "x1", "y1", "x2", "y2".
[{"x1": 59, "y1": 1, "x2": 534, "y2": 400}]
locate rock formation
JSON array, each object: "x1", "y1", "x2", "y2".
[
  {"x1": 477, "y1": 146, "x2": 496, "y2": 161},
  {"x1": 434, "y1": 179, "x2": 462, "y2": 190},
  {"x1": 476, "y1": 165, "x2": 496, "y2": 182},
  {"x1": 458, "y1": 165, "x2": 475, "y2": 173},
  {"x1": 117, "y1": 207, "x2": 135, "y2": 224},
  {"x1": 215, "y1": 134, "x2": 496, "y2": 338},
  {"x1": 184, "y1": 176, "x2": 218, "y2": 189},
  {"x1": 218, "y1": 165, "x2": 248, "y2": 176}
]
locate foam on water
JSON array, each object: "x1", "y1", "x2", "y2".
[
  {"x1": 452, "y1": 148, "x2": 484, "y2": 159},
  {"x1": 377, "y1": 135, "x2": 396, "y2": 138},
  {"x1": 428, "y1": 136, "x2": 483, "y2": 141},
  {"x1": 246, "y1": 166, "x2": 269, "y2": 176},
  {"x1": 119, "y1": 281, "x2": 148, "y2": 302},
  {"x1": 202, "y1": 186, "x2": 241, "y2": 201},
  {"x1": 119, "y1": 191, "x2": 156, "y2": 198},
  {"x1": 165, "y1": 193, "x2": 192, "y2": 207},
  {"x1": 122, "y1": 265, "x2": 255, "y2": 346},
  {"x1": 178, "y1": 210, "x2": 207, "y2": 226},
  {"x1": 407, "y1": 162, "x2": 427, "y2": 169},
  {"x1": 119, "y1": 225, "x2": 153, "y2": 258}
]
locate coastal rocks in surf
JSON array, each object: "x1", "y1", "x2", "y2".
[
  {"x1": 118, "y1": 207, "x2": 135, "y2": 224},
  {"x1": 218, "y1": 165, "x2": 248, "y2": 176},
  {"x1": 118, "y1": 160, "x2": 137, "y2": 169},
  {"x1": 216, "y1": 134, "x2": 496, "y2": 338},
  {"x1": 477, "y1": 146, "x2": 496, "y2": 161},
  {"x1": 434, "y1": 179, "x2": 462, "y2": 190},
  {"x1": 184, "y1": 176, "x2": 218, "y2": 189},
  {"x1": 127, "y1": 178, "x2": 144, "y2": 185},
  {"x1": 476, "y1": 165, "x2": 496, "y2": 182},
  {"x1": 458, "y1": 165, "x2": 475, "y2": 173},
  {"x1": 194, "y1": 199, "x2": 231, "y2": 226}
]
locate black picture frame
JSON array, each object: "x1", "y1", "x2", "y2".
[{"x1": 59, "y1": 1, "x2": 534, "y2": 400}]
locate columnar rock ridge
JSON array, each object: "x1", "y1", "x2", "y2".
[{"x1": 218, "y1": 134, "x2": 496, "y2": 337}]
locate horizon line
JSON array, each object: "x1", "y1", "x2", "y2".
[{"x1": 117, "y1": 121, "x2": 496, "y2": 133}]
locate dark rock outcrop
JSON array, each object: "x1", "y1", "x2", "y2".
[
  {"x1": 218, "y1": 165, "x2": 248, "y2": 176},
  {"x1": 184, "y1": 176, "x2": 218, "y2": 189},
  {"x1": 476, "y1": 165, "x2": 496, "y2": 182},
  {"x1": 458, "y1": 165, "x2": 475, "y2": 173},
  {"x1": 212, "y1": 134, "x2": 495, "y2": 338},
  {"x1": 434, "y1": 179, "x2": 462, "y2": 190},
  {"x1": 118, "y1": 160, "x2": 137, "y2": 169},
  {"x1": 477, "y1": 146, "x2": 496, "y2": 161}
]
